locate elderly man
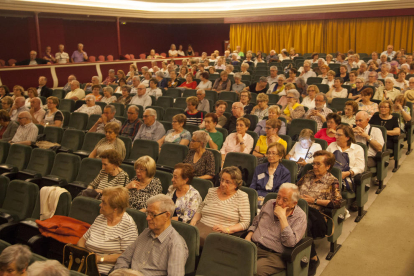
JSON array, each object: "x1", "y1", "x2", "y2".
[
  {"x1": 14, "y1": 50, "x2": 50, "y2": 66},
  {"x1": 0, "y1": 244, "x2": 32, "y2": 276},
  {"x1": 63, "y1": 75, "x2": 77, "y2": 94},
  {"x1": 223, "y1": 102, "x2": 245, "y2": 133},
  {"x1": 27, "y1": 260, "x2": 70, "y2": 276},
  {"x1": 114, "y1": 194, "x2": 188, "y2": 275},
  {"x1": 266, "y1": 50, "x2": 279, "y2": 63},
  {"x1": 245, "y1": 183, "x2": 306, "y2": 276},
  {"x1": 10, "y1": 112, "x2": 38, "y2": 145},
  {"x1": 404, "y1": 77, "x2": 414, "y2": 93},
  {"x1": 299, "y1": 61, "x2": 317, "y2": 82},
  {"x1": 130, "y1": 84, "x2": 152, "y2": 108},
  {"x1": 194, "y1": 89, "x2": 210, "y2": 113},
  {"x1": 84, "y1": 76, "x2": 102, "y2": 93},
  {"x1": 353, "y1": 111, "x2": 384, "y2": 168},
  {"x1": 357, "y1": 63, "x2": 369, "y2": 80},
  {"x1": 65, "y1": 80, "x2": 85, "y2": 101},
  {"x1": 368, "y1": 52, "x2": 380, "y2": 67},
  {"x1": 10, "y1": 97, "x2": 29, "y2": 121},
  {"x1": 71, "y1": 43, "x2": 88, "y2": 63},
  {"x1": 102, "y1": 69, "x2": 116, "y2": 85},
  {"x1": 55, "y1": 44, "x2": 70, "y2": 64},
  {"x1": 89, "y1": 105, "x2": 121, "y2": 134},
  {"x1": 304, "y1": 93, "x2": 332, "y2": 131},
  {"x1": 29, "y1": 97, "x2": 46, "y2": 124},
  {"x1": 37, "y1": 76, "x2": 52, "y2": 98},
  {"x1": 130, "y1": 76, "x2": 141, "y2": 94},
  {"x1": 267, "y1": 66, "x2": 279, "y2": 85},
  {"x1": 155, "y1": 71, "x2": 168, "y2": 89},
  {"x1": 120, "y1": 106, "x2": 142, "y2": 139},
  {"x1": 381, "y1": 45, "x2": 396, "y2": 59},
  {"x1": 379, "y1": 54, "x2": 389, "y2": 68},
  {"x1": 134, "y1": 108, "x2": 165, "y2": 141},
  {"x1": 365, "y1": 71, "x2": 384, "y2": 88},
  {"x1": 335, "y1": 53, "x2": 347, "y2": 65}
]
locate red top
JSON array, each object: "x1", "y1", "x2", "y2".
[
  {"x1": 315, "y1": 128, "x2": 337, "y2": 145},
  {"x1": 179, "y1": 81, "x2": 197, "y2": 89}
]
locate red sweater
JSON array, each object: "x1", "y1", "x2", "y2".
[
  {"x1": 315, "y1": 128, "x2": 337, "y2": 145},
  {"x1": 179, "y1": 81, "x2": 197, "y2": 89}
]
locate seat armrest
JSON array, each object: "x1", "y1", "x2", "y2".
[
  {"x1": 156, "y1": 165, "x2": 174, "y2": 174},
  {"x1": 354, "y1": 172, "x2": 372, "y2": 186},
  {"x1": 57, "y1": 147, "x2": 73, "y2": 153},
  {"x1": 41, "y1": 175, "x2": 68, "y2": 187},
  {"x1": 1, "y1": 172, "x2": 17, "y2": 180},
  {"x1": 0, "y1": 212, "x2": 15, "y2": 224},
  {"x1": 123, "y1": 159, "x2": 136, "y2": 165},
  {"x1": 27, "y1": 234, "x2": 50, "y2": 256},
  {"x1": 281, "y1": 237, "x2": 313, "y2": 263},
  {"x1": 374, "y1": 150, "x2": 391, "y2": 161},
  {"x1": 0, "y1": 165, "x2": 18, "y2": 174},
  {"x1": 73, "y1": 150, "x2": 90, "y2": 158},
  {"x1": 61, "y1": 183, "x2": 87, "y2": 199},
  {"x1": 323, "y1": 199, "x2": 347, "y2": 218},
  {"x1": 0, "y1": 221, "x2": 20, "y2": 243}
]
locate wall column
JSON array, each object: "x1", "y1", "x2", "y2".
[
  {"x1": 34, "y1": 12, "x2": 42, "y2": 58},
  {"x1": 116, "y1": 17, "x2": 122, "y2": 58}
]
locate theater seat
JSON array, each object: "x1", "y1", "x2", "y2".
[
  {"x1": 85, "y1": 114, "x2": 101, "y2": 130},
  {"x1": 110, "y1": 103, "x2": 125, "y2": 117},
  {"x1": 306, "y1": 77, "x2": 323, "y2": 85},
  {"x1": 0, "y1": 176, "x2": 9, "y2": 208},
  {"x1": 206, "y1": 148, "x2": 222, "y2": 175},
  {"x1": 155, "y1": 170, "x2": 172, "y2": 194},
  {"x1": 329, "y1": 98, "x2": 349, "y2": 112},
  {"x1": 67, "y1": 113, "x2": 89, "y2": 130},
  {"x1": 59, "y1": 99, "x2": 75, "y2": 112},
  {"x1": 173, "y1": 97, "x2": 187, "y2": 109},
  {"x1": 155, "y1": 96, "x2": 174, "y2": 109},
  {"x1": 73, "y1": 133, "x2": 105, "y2": 159},
  {"x1": 98, "y1": 55, "x2": 105, "y2": 61},
  {"x1": 117, "y1": 136, "x2": 132, "y2": 160},
  {"x1": 191, "y1": 177, "x2": 213, "y2": 200},
  {"x1": 219, "y1": 91, "x2": 238, "y2": 102},
  {"x1": 288, "y1": 119, "x2": 317, "y2": 139},
  {"x1": 39, "y1": 153, "x2": 81, "y2": 189},
  {"x1": 89, "y1": 56, "x2": 96, "y2": 62},
  {"x1": 126, "y1": 208, "x2": 147, "y2": 234},
  {"x1": 107, "y1": 55, "x2": 114, "y2": 61},
  {"x1": 123, "y1": 139, "x2": 159, "y2": 165},
  {"x1": 0, "y1": 144, "x2": 32, "y2": 174},
  {"x1": 164, "y1": 107, "x2": 185, "y2": 122},
  {"x1": 43, "y1": 126, "x2": 64, "y2": 143},
  {"x1": 60, "y1": 129, "x2": 85, "y2": 152},
  {"x1": 239, "y1": 186, "x2": 258, "y2": 226},
  {"x1": 223, "y1": 152, "x2": 257, "y2": 187},
  {"x1": 147, "y1": 106, "x2": 165, "y2": 121},
  {"x1": 157, "y1": 144, "x2": 188, "y2": 172},
  {"x1": 0, "y1": 141, "x2": 10, "y2": 164}
]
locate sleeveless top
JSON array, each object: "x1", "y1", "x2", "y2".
[{"x1": 44, "y1": 110, "x2": 64, "y2": 126}]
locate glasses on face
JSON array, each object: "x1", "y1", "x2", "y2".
[
  {"x1": 142, "y1": 115, "x2": 150, "y2": 118},
  {"x1": 135, "y1": 167, "x2": 146, "y2": 172},
  {"x1": 335, "y1": 133, "x2": 344, "y2": 137},
  {"x1": 266, "y1": 151, "x2": 279, "y2": 156},
  {"x1": 312, "y1": 162, "x2": 323, "y2": 167},
  {"x1": 315, "y1": 99, "x2": 324, "y2": 102},
  {"x1": 286, "y1": 96, "x2": 293, "y2": 99},
  {"x1": 264, "y1": 127, "x2": 273, "y2": 131},
  {"x1": 146, "y1": 211, "x2": 167, "y2": 219},
  {"x1": 191, "y1": 139, "x2": 200, "y2": 143},
  {"x1": 380, "y1": 106, "x2": 390, "y2": 109}
]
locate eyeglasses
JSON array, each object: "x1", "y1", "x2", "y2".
[
  {"x1": 191, "y1": 139, "x2": 200, "y2": 143},
  {"x1": 142, "y1": 115, "x2": 151, "y2": 118},
  {"x1": 266, "y1": 151, "x2": 279, "y2": 156},
  {"x1": 264, "y1": 127, "x2": 273, "y2": 130},
  {"x1": 17, "y1": 117, "x2": 28, "y2": 120},
  {"x1": 135, "y1": 167, "x2": 146, "y2": 172},
  {"x1": 312, "y1": 162, "x2": 324, "y2": 167},
  {"x1": 145, "y1": 211, "x2": 167, "y2": 219},
  {"x1": 335, "y1": 133, "x2": 344, "y2": 137},
  {"x1": 286, "y1": 96, "x2": 294, "y2": 99}
]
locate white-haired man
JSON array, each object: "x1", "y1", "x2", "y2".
[
  {"x1": 89, "y1": 105, "x2": 121, "y2": 134},
  {"x1": 133, "y1": 108, "x2": 165, "y2": 141},
  {"x1": 55, "y1": 44, "x2": 70, "y2": 64},
  {"x1": 299, "y1": 61, "x2": 317, "y2": 82},
  {"x1": 10, "y1": 97, "x2": 29, "y2": 121},
  {"x1": 10, "y1": 111, "x2": 38, "y2": 145},
  {"x1": 65, "y1": 80, "x2": 85, "y2": 101},
  {"x1": 245, "y1": 183, "x2": 307, "y2": 276},
  {"x1": 381, "y1": 45, "x2": 396, "y2": 60},
  {"x1": 27, "y1": 260, "x2": 69, "y2": 276},
  {"x1": 84, "y1": 76, "x2": 102, "y2": 93},
  {"x1": 102, "y1": 69, "x2": 116, "y2": 85},
  {"x1": 266, "y1": 50, "x2": 279, "y2": 63},
  {"x1": 71, "y1": 43, "x2": 88, "y2": 63},
  {"x1": 114, "y1": 194, "x2": 188, "y2": 275},
  {"x1": 63, "y1": 75, "x2": 77, "y2": 94},
  {"x1": 130, "y1": 84, "x2": 152, "y2": 108}
]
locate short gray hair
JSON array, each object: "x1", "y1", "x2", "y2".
[
  {"x1": 104, "y1": 105, "x2": 116, "y2": 114},
  {"x1": 71, "y1": 80, "x2": 80, "y2": 87},
  {"x1": 287, "y1": 89, "x2": 300, "y2": 100},
  {"x1": 270, "y1": 66, "x2": 277, "y2": 70},
  {"x1": 132, "y1": 76, "x2": 140, "y2": 81},
  {"x1": 279, "y1": 183, "x2": 300, "y2": 203},
  {"x1": 27, "y1": 260, "x2": 69, "y2": 276},
  {"x1": 355, "y1": 77, "x2": 365, "y2": 83},
  {"x1": 192, "y1": 130, "x2": 210, "y2": 148},
  {"x1": 20, "y1": 111, "x2": 32, "y2": 120},
  {"x1": 103, "y1": 86, "x2": 114, "y2": 95},
  {"x1": 196, "y1": 89, "x2": 205, "y2": 95},
  {"x1": 259, "y1": 76, "x2": 268, "y2": 83},
  {"x1": 85, "y1": 94, "x2": 95, "y2": 102},
  {"x1": 316, "y1": 93, "x2": 327, "y2": 103},
  {"x1": 385, "y1": 77, "x2": 395, "y2": 84},
  {"x1": 109, "y1": 69, "x2": 115, "y2": 73},
  {"x1": 146, "y1": 194, "x2": 175, "y2": 218},
  {"x1": 234, "y1": 72, "x2": 242, "y2": 79},
  {"x1": 382, "y1": 63, "x2": 391, "y2": 70},
  {"x1": 0, "y1": 244, "x2": 31, "y2": 272},
  {"x1": 128, "y1": 105, "x2": 139, "y2": 114},
  {"x1": 155, "y1": 71, "x2": 164, "y2": 78},
  {"x1": 141, "y1": 66, "x2": 149, "y2": 71},
  {"x1": 92, "y1": 76, "x2": 99, "y2": 81},
  {"x1": 109, "y1": 269, "x2": 144, "y2": 276},
  {"x1": 277, "y1": 74, "x2": 286, "y2": 80},
  {"x1": 145, "y1": 108, "x2": 157, "y2": 119}
]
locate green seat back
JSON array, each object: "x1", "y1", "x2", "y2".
[
  {"x1": 0, "y1": 141, "x2": 10, "y2": 164},
  {"x1": 54, "y1": 191, "x2": 72, "y2": 217},
  {"x1": 49, "y1": 153, "x2": 81, "y2": 183},
  {"x1": 191, "y1": 178, "x2": 213, "y2": 200},
  {"x1": 96, "y1": 102, "x2": 107, "y2": 113},
  {"x1": 223, "y1": 152, "x2": 257, "y2": 186},
  {"x1": 86, "y1": 114, "x2": 102, "y2": 130},
  {"x1": 288, "y1": 119, "x2": 317, "y2": 138},
  {"x1": 0, "y1": 176, "x2": 10, "y2": 208},
  {"x1": 206, "y1": 149, "x2": 221, "y2": 175},
  {"x1": 0, "y1": 180, "x2": 39, "y2": 221},
  {"x1": 239, "y1": 186, "x2": 258, "y2": 226},
  {"x1": 118, "y1": 136, "x2": 132, "y2": 159},
  {"x1": 314, "y1": 138, "x2": 328, "y2": 150},
  {"x1": 279, "y1": 134, "x2": 293, "y2": 153},
  {"x1": 218, "y1": 91, "x2": 238, "y2": 102},
  {"x1": 246, "y1": 130, "x2": 258, "y2": 154},
  {"x1": 35, "y1": 124, "x2": 44, "y2": 135},
  {"x1": 184, "y1": 124, "x2": 199, "y2": 135},
  {"x1": 5, "y1": 144, "x2": 32, "y2": 171},
  {"x1": 25, "y1": 148, "x2": 56, "y2": 177},
  {"x1": 182, "y1": 89, "x2": 196, "y2": 98},
  {"x1": 157, "y1": 144, "x2": 189, "y2": 169},
  {"x1": 196, "y1": 233, "x2": 257, "y2": 276},
  {"x1": 60, "y1": 110, "x2": 70, "y2": 128},
  {"x1": 216, "y1": 127, "x2": 228, "y2": 141},
  {"x1": 110, "y1": 103, "x2": 125, "y2": 117},
  {"x1": 81, "y1": 133, "x2": 105, "y2": 152},
  {"x1": 126, "y1": 208, "x2": 147, "y2": 234},
  {"x1": 205, "y1": 90, "x2": 218, "y2": 103},
  {"x1": 52, "y1": 89, "x2": 64, "y2": 99},
  {"x1": 129, "y1": 139, "x2": 159, "y2": 162},
  {"x1": 59, "y1": 99, "x2": 75, "y2": 112},
  {"x1": 69, "y1": 197, "x2": 101, "y2": 225},
  {"x1": 166, "y1": 89, "x2": 183, "y2": 98},
  {"x1": 330, "y1": 98, "x2": 350, "y2": 112},
  {"x1": 263, "y1": 193, "x2": 309, "y2": 216},
  {"x1": 164, "y1": 108, "x2": 185, "y2": 122},
  {"x1": 280, "y1": 159, "x2": 298, "y2": 184},
  {"x1": 245, "y1": 115, "x2": 258, "y2": 131},
  {"x1": 173, "y1": 98, "x2": 187, "y2": 109},
  {"x1": 155, "y1": 170, "x2": 173, "y2": 194},
  {"x1": 68, "y1": 112, "x2": 89, "y2": 130},
  {"x1": 316, "y1": 83, "x2": 330, "y2": 93},
  {"x1": 306, "y1": 77, "x2": 323, "y2": 85},
  {"x1": 61, "y1": 129, "x2": 85, "y2": 151},
  {"x1": 43, "y1": 126, "x2": 64, "y2": 143},
  {"x1": 155, "y1": 96, "x2": 174, "y2": 109},
  {"x1": 119, "y1": 164, "x2": 136, "y2": 180},
  {"x1": 171, "y1": 220, "x2": 200, "y2": 274},
  {"x1": 73, "y1": 158, "x2": 102, "y2": 187}
]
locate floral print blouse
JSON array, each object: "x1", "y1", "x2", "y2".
[
  {"x1": 166, "y1": 185, "x2": 202, "y2": 223},
  {"x1": 128, "y1": 177, "x2": 162, "y2": 210},
  {"x1": 358, "y1": 102, "x2": 379, "y2": 118}
]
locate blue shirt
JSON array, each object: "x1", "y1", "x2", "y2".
[{"x1": 250, "y1": 163, "x2": 291, "y2": 197}]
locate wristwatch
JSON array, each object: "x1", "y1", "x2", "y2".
[
  {"x1": 368, "y1": 137, "x2": 373, "y2": 143},
  {"x1": 314, "y1": 199, "x2": 318, "y2": 205},
  {"x1": 100, "y1": 256, "x2": 104, "y2": 263}
]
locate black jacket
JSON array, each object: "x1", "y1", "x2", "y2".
[
  {"x1": 15, "y1": 58, "x2": 49, "y2": 66},
  {"x1": 37, "y1": 86, "x2": 52, "y2": 98}
]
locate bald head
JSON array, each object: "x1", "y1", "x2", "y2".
[
  {"x1": 30, "y1": 97, "x2": 42, "y2": 110},
  {"x1": 15, "y1": 97, "x2": 25, "y2": 107},
  {"x1": 356, "y1": 111, "x2": 370, "y2": 128}
]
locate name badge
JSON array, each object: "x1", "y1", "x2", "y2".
[{"x1": 258, "y1": 173, "x2": 265, "y2": 180}]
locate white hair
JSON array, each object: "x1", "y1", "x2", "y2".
[
  {"x1": 146, "y1": 194, "x2": 175, "y2": 218},
  {"x1": 0, "y1": 244, "x2": 31, "y2": 272},
  {"x1": 92, "y1": 76, "x2": 99, "y2": 81},
  {"x1": 110, "y1": 269, "x2": 144, "y2": 276},
  {"x1": 109, "y1": 69, "x2": 115, "y2": 73},
  {"x1": 85, "y1": 94, "x2": 95, "y2": 102},
  {"x1": 156, "y1": 71, "x2": 164, "y2": 78},
  {"x1": 145, "y1": 108, "x2": 157, "y2": 119},
  {"x1": 192, "y1": 130, "x2": 210, "y2": 148},
  {"x1": 279, "y1": 183, "x2": 300, "y2": 203},
  {"x1": 128, "y1": 105, "x2": 139, "y2": 114},
  {"x1": 27, "y1": 260, "x2": 69, "y2": 276},
  {"x1": 103, "y1": 86, "x2": 114, "y2": 95},
  {"x1": 196, "y1": 89, "x2": 205, "y2": 95}
]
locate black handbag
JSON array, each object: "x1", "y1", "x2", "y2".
[
  {"x1": 333, "y1": 150, "x2": 354, "y2": 192},
  {"x1": 63, "y1": 244, "x2": 100, "y2": 276}
]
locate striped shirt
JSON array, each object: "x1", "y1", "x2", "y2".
[
  {"x1": 84, "y1": 212, "x2": 138, "y2": 274},
  {"x1": 197, "y1": 187, "x2": 251, "y2": 230},
  {"x1": 11, "y1": 122, "x2": 38, "y2": 143},
  {"x1": 90, "y1": 169, "x2": 129, "y2": 190},
  {"x1": 114, "y1": 225, "x2": 188, "y2": 276},
  {"x1": 185, "y1": 111, "x2": 204, "y2": 126}
]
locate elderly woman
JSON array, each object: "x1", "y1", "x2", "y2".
[
  {"x1": 167, "y1": 71, "x2": 181, "y2": 88},
  {"x1": 183, "y1": 131, "x2": 215, "y2": 180},
  {"x1": 158, "y1": 114, "x2": 191, "y2": 148},
  {"x1": 286, "y1": 129, "x2": 322, "y2": 164},
  {"x1": 318, "y1": 65, "x2": 329, "y2": 79},
  {"x1": 251, "y1": 93, "x2": 269, "y2": 120},
  {"x1": 253, "y1": 119, "x2": 287, "y2": 160},
  {"x1": 89, "y1": 122, "x2": 126, "y2": 159},
  {"x1": 11, "y1": 85, "x2": 24, "y2": 101},
  {"x1": 78, "y1": 186, "x2": 138, "y2": 275},
  {"x1": 254, "y1": 105, "x2": 286, "y2": 136},
  {"x1": 225, "y1": 65, "x2": 235, "y2": 75},
  {"x1": 243, "y1": 53, "x2": 254, "y2": 66},
  {"x1": 115, "y1": 70, "x2": 126, "y2": 84},
  {"x1": 302, "y1": 85, "x2": 320, "y2": 109},
  {"x1": 373, "y1": 77, "x2": 400, "y2": 101},
  {"x1": 1, "y1": 96, "x2": 13, "y2": 113},
  {"x1": 75, "y1": 94, "x2": 102, "y2": 117},
  {"x1": 214, "y1": 100, "x2": 227, "y2": 127},
  {"x1": 147, "y1": 49, "x2": 156, "y2": 59},
  {"x1": 326, "y1": 77, "x2": 347, "y2": 104},
  {"x1": 141, "y1": 72, "x2": 152, "y2": 87},
  {"x1": 101, "y1": 86, "x2": 117, "y2": 104},
  {"x1": 393, "y1": 94, "x2": 412, "y2": 131},
  {"x1": 369, "y1": 100, "x2": 400, "y2": 150},
  {"x1": 348, "y1": 77, "x2": 366, "y2": 100},
  {"x1": 322, "y1": 70, "x2": 335, "y2": 89},
  {"x1": 87, "y1": 150, "x2": 130, "y2": 194},
  {"x1": 0, "y1": 85, "x2": 10, "y2": 100},
  {"x1": 286, "y1": 68, "x2": 298, "y2": 83},
  {"x1": 232, "y1": 73, "x2": 246, "y2": 93},
  {"x1": 0, "y1": 244, "x2": 32, "y2": 276},
  {"x1": 196, "y1": 72, "x2": 212, "y2": 90},
  {"x1": 0, "y1": 110, "x2": 18, "y2": 141},
  {"x1": 114, "y1": 78, "x2": 127, "y2": 94},
  {"x1": 126, "y1": 156, "x2": 162, "y2": 210},
  {"x1": 341, "y1": 101, "x2": 358, "y2": 125},
  {"x1": 394, "y1": 71, "x2": 409, "y2": 91},
  {"x1": 267, "y1": 75, "x2": 286, "y2": 95},
  {"x1": 281, "y1": 89, "x2": 305, "y2": 123},
  {"x1": 179, "y1": 73, "x2": 197, "y2": 89},
  {"x1": 212, "y1": 71, "x2": 231, "y2": 93},
  {"x1": 378, "y1": 63, "x2": 393, "y2": 80},
  {"x1": 221, "y1": 117, "x2": 254, "y2": 160},
  {"x1": 251, "y1": 142, "x2": 290, "y2": 201},
  {"x1": 116, "y1": 85, "x2": 132, "y2": 106},
  {"x1": 190, "y1": 166, "x2": 250, "y2": 245},
  {"x1": 177, "y1": 67, "x2": 188, "y2": 79},
  {"x1": 244, "y1": 77, "x2": 268, "y2": 94},
  {"x1": 238, "y1": 91, "x2": 253, "y2": 115},
  {"x1": 315, "y1": 113, "x2": 341, "y2": 145},
  {"x1": 254, "y1": 53, "x2": 265, "y2": 67},
  {"x1": 203, "y1": 113, "x2": 224, "y2": 150},
  {"x1": 297, "y1": 150, "x2": 342, "y2": 267},
  {"x1": 147, "y1": 78, "x2": 163, "y2": 99},
  {"x1": 344, "y1": 71, "x2": 357, "y2": 88},
  {"x1": 25, "y1": 87, "x2": 39, "y2": 108},
  {"x1": 240, "y1": 63, "x2": 250, "y2": 75},
  {"x1": 358, "y1": 88, "x2": 379, "y2": 117},
  {"x1": 169, "y1": 44, "x2": 178, "y2": 57},
  {"x1": 214, "y1": 58, "x2": 226, "y2": 70},
  {"x1": 185, "y1": 96, "x2": 204, "y2": 125},
  {"x1": 42, "y1": 96, "x2": 64, "y2": 127},
  {"x1": 166, "y1": 163, "x2": 202, "y2": 223},
  {"x1": 87, "y1": 84, "x2": 103, "y2": 102}
]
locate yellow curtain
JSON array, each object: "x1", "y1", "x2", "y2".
[{"x1": 230, "y1": 16, "x2": 414, "y2": 54}]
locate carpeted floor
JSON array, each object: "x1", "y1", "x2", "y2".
[{"x1": 320, "y1": 152, "x2": 414, "y2": 276}]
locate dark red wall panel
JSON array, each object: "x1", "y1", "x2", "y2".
[
  {"x1": 0, "y1": 67, "x2": 52, "y2": 90},
  {"x1": 39, "y1": 18, "x2": 66, "y2": 56},
  {"x1": 55, "y1": 64, "x2": 98, "y2": 87},
  {"x1": 0, "y1": 17, "x2": 32, "y2": 62}
]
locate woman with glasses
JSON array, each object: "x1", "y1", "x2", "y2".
[
  {"x1": 340, "y1": 101, "x2": 358, "y2": 125},
  {"x1": 42, "y1": 96, "x2": 64, "y2": 127},
  {"x1": 89, "y1": 122, "x2": 126, "y2": 159},
  {"x1": 315, "y1": 113, "x2": 341, "y2": 145},
  {"x1": 357, "y1": 88, "x2": 378, "y2": 118},
  {"x1": 254, "y1": 105, "x2": 286, "y2": 136},
  {"x1": 281, "y1": 89, "x2": 305, "y2": 123},
  {"x1": 250, "y1": 142, "x2": 291, "y2": 198},
  {"x1": 369, "y1": 100, "x2": 400, "y2": 150},
  {"x1": 126, "y1": 156, "x2": 162, "y2": 211},
  {"x1": 251, "y1": 93, "x2": 270, "y2": 120},
  {"x1": 286, "y1": 129, "x2": 322, "y2": 165},
  {"x1": 190, "y1": 166, "x2": 250, "y2": 245},
  {"x1": 74, "y1": 94, "x2": 102, "y2": 117},
  {"x1": 348, "y1": 77, "x2": 366, "y2": 100},
  {"x1": 158, "y1": 114, "x2": 191, "y2": 149},
  {"x1": 253, "y1": 119, "x2": 287, "y2": 160},
  {"x1": 183, "y1": 131, "x2": 215, "y2": 180},
  {"x1": 302, "y1": 85, "x2": 320, "y2": 109}
]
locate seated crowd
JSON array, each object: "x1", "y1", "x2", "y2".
[{"x1": 0, "y1": 44, "x2": 413, "y2": 276}]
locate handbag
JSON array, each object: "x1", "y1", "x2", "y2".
[
  {"x1": 78, "y1": 189, "x2": 101, "y2": 199},
  {"x1": 332, "y1": 150, "x2": 354, "y2": 192},
  {"x1": 63, "y1": 244, "x2": 100, "y2": 276}
]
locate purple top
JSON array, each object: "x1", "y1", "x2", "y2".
[{"x1": 71, "y1": 50, "x2": 87, "y2": 63}]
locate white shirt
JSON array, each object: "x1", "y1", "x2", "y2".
[
  {"x1": 169, "y1": 50, "x2": 178, "y2": 56},
  {"x1": 146, "y1": 88, "x2": 162, "y2": 100},
  {"x1": 130, "y1": 94, "x2": 152, "y2": 109},
  {"x1": 302, "y1": 96, "x2": 317, "y2": 109},
  {"x1": 220, "y1": 133, "x2": 254, "y2": 156},
  {"x1": 300, "y1": 70, "x2": 317, "y2": 82},
  {"x1": 394, "y1": 79, "x2": 408, "y2": 90},
  {"x1": 322, "y1": 79, "x2": 335, "y2": 88},
  {"x1": 65, "y1": 88, "x2": 85, "y2": 100},
  {"x1": 11, "y1": 122, "x2": 38, "y2": 143},
  {"x1": 55, "y1": 52, "x2": 69, "y2": 64},
  {"x1": 32, "y1": 108, "x2": 46, "y2": 123},
  {"x1": 75, "y1": 105, "x2": 102, "y2": 117},
  {"x1": 196, "y1": 80, "x2": 212, "y2": 90},
  {"x1": 354, "y1": 124, "x2": 384, "y2": 158},
  {"x1": 329, "y1": 88, "x2": 348, "y2": 99},
  {"x1": 326, "y1": 142, "x2": 365, "y2": 176},
  {"x1": 288, "y1": 142, "x2": 322, "y2": 163}
]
